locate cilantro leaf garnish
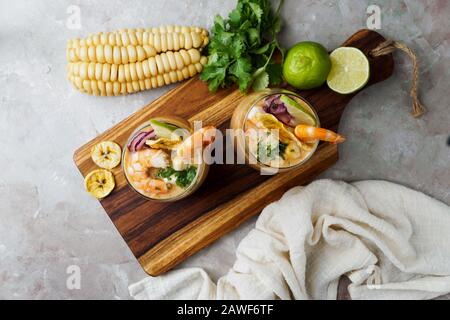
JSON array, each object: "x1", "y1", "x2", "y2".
[
  {"x1": 257, "y1": 137, "x2": 288, "y2": 162},
  {"x1": 175, "y1": 166, "x2": 197, "y2": 189},
  {"x1": 278, "y1": 141, "x2": 288, "y2": 159},
  {"x1": 156, "y1": 167, "x2": 176, "y2": 179},
  {"x1": 156, "y1": 166, "x2": 198, "y2": 189}
]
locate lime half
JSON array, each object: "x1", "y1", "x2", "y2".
[
  {"x1": 280, "y1": 95, "x2": 317, "y2": 126},
  {"x1": 327, "y1": 47, "x2": 370, "y2": 94}
]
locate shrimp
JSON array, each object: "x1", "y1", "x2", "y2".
[
  {"x1": 294, "y1": 125, "x2": 346, "y2": 144},
  {"x1": 142, "y1": 179, "x2": 170, "y2": 195},
  {"x1": 126, "y1": 148, "x2": 171, "y2": 195},
  {"x1": 175, "y1": 126, "x2": 216, "y2": 163}
]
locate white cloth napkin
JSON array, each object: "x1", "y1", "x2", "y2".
[{"x1": 129, "y1": 180, "x2": 450, "y2": 300}]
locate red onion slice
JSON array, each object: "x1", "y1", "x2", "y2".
[
  {"x1": 263, "y1": 95, "x2": 295, "y2": 127},
  {"x1": 264, "y1": 94, "x2": 281, "y2": 107},
  {"x1": 128, "y1": 132, "x2": 146, "y2": 152},
  {"x1": 128, "y1": 130, "x2": 156, "y2": 152}
]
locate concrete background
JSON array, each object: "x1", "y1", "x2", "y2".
[{"x1": 0, "y1": 0, "x2": 449, "y2": 299}]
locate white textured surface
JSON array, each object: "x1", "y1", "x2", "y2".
[{"x1": 0, "y1": 0, "x2": 449, "y2": 299}]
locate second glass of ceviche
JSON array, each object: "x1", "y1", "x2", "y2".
[
  {"x1": 123, "y1": 117, "x2": 216, "y2": 201},
  {"x1": 231, "y1": 89, "x2": 345, "y2": 173}
]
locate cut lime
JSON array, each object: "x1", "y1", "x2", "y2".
[
  {"x1": 149, "y1": 119, "x2": 183, "y2": 141},
  {"x1": 280, "y1": 95, "x2": 317, "y2": 126},
  {"x1": 327, "y1": 47, "x2": 370, "y2": 94}
]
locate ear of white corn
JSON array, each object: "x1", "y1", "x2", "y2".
[{"x1": 67, "y1": 25, "x2": 208, "y2": 96}]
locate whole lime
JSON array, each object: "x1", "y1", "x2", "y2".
[{"x1": 283, "y1": 42, "x2": 331, "y2": 90}]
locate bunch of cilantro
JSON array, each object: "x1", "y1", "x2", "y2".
[{"x1": 200, "y1": 0, "x2": 284, "y2": 92}]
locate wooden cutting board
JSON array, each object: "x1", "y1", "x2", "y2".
[{"x1": 73, "y1": 29, "x2": 394, "y2": 276}]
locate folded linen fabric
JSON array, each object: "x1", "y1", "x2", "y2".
[{"x1": 129, "y1": 180, "x2": 450, "y2": 300}]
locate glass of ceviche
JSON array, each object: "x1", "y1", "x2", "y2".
[
  {"x1": 231, "y1": 89, "x2": 337, "y2": 173},
  {"x1": 122, "y1": 116, "x2": 216, "y2": 201}
]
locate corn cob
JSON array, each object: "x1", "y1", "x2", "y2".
[
  {"x1": 67, "y1": 26, "x2": 209, "y2": 63},
  {"x1": 67, "y1": 25, "x2": 209, "y2": 96},
  {"x1": 68, "y1": 51, "x2": 207, "y2": 96}
]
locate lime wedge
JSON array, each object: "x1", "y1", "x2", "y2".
[
  {"x1": 149, "y1": 119, "x2": 183, "y2": 141},
  {"x1": 327, "y1": 47, "x2": 370, "y2": 94},
  {"x1": 280, "y1": 95, "x2": 317, "y2": 126}
]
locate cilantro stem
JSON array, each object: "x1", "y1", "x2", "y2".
[
  {"x1": 276, "y1": 0, "x2": 284, "y2": 15},
  {"x1": 264, "y1": 42, "x2": 277, "y2": 70}
]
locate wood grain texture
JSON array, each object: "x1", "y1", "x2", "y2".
[{"x1": 73, "y1": 29, "x2": 394, "y2": 276}]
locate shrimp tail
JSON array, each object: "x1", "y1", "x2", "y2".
[
  {"x1": 331, "y1": 134, "x2": 346, "y2": 144},
  {"x1": 294, "y1": 125, "x2": 346, "y2": 144}
]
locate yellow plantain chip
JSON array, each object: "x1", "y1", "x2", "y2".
[
  {"x1": 91, "y1": 141, "x2": 122, "y2": 169},
  {"x1": 146, "y1": 138, "x2": 181, "y2": 150},
  {"x1": 84, "y1": 169, "x2": 115, "y2": 199},
  {"x1": 254, "y1": 113, "x2": 301, "y2": 144}
]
